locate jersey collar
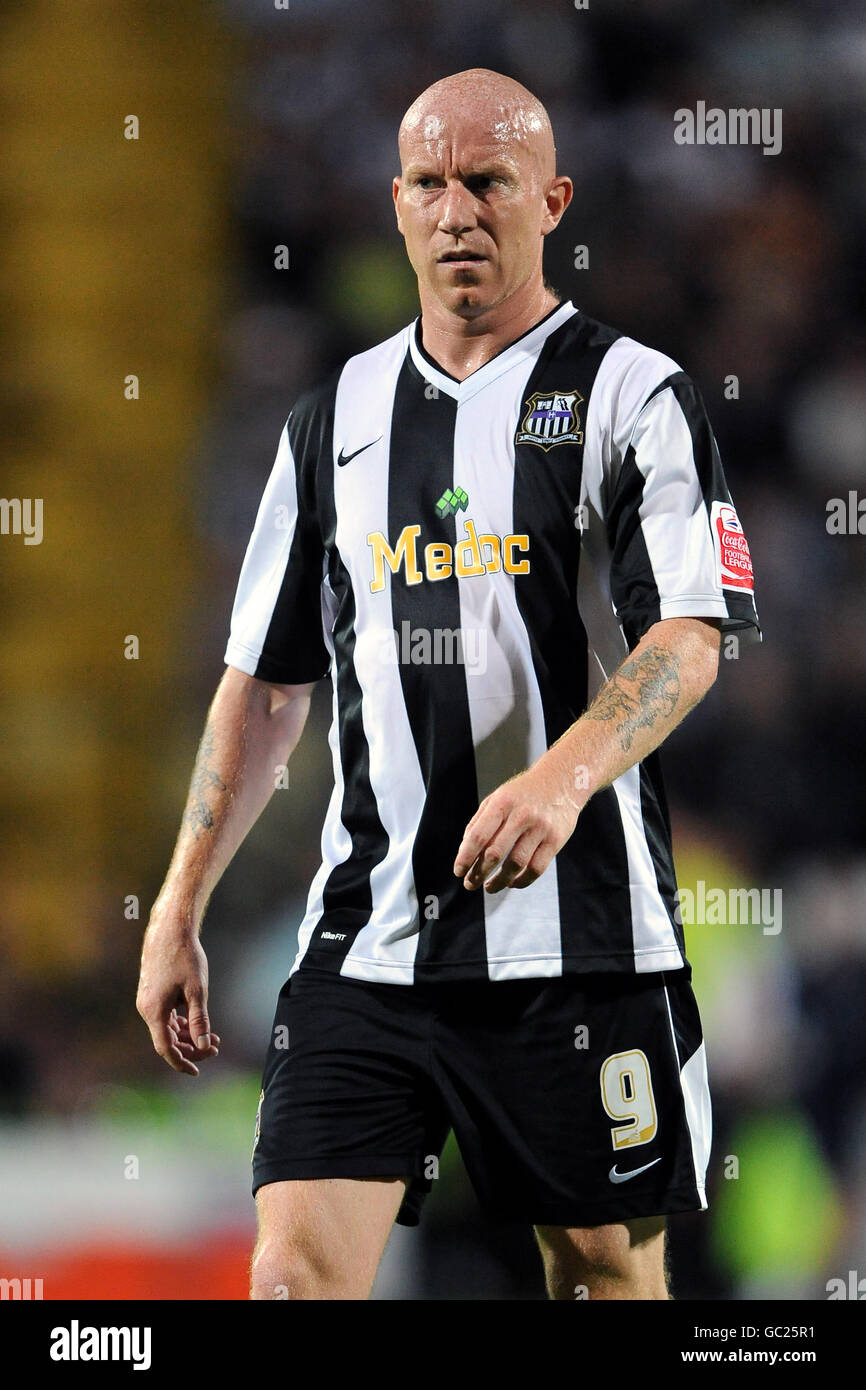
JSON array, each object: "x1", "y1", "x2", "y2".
[{"x1": 407, "y1": 300, "x2": 579, "y2": 404}]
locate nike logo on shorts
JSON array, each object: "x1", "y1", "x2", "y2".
[
  {"x1": 337, "y1": 437, "x2": 381, "y2": 467},
  {"x1": 608, "y1": 1157, "x2": 662, "y2": 1183}
]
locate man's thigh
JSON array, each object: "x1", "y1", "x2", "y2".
[
  {"x1": 252, "y1": 1176, "x2": 409, "y2": 1299},
  {"x1": 534, "y1": 1215, "x2": 668, "y2": 1300}
]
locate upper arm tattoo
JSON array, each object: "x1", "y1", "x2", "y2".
[{"x1": 584, "y1": 643, "x2": 681, "y2": 752}]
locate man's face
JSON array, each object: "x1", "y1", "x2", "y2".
[{"x1": 393, "y1": 115, "x2": 554, "y2": 320}]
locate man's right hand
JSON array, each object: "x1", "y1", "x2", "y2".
[
  {"x1": 136, "y1": 921, "x2": 221, "y2": 1076},
  {"x1": 134, "y1": 670, "x2": 314, "y2": 1076}
]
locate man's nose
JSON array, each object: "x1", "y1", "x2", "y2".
[{"x1": 437, "y1": 180, "x2": 478, "y2": 237}]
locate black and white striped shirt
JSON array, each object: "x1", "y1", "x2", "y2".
[{"x1": 225, "y1": 301, "x2": 760, "y2": 985}]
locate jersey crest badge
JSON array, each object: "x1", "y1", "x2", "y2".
[{"x1": 516, "y1": 391, "x2": 584, "y2": 450}]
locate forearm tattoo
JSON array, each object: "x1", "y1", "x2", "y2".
[
  {"x1": 182, "y1": 724, "x2": 228, "y2": 838},
  {"x1": 584, "y1": 644, "x2": 681, "y2": 752}
]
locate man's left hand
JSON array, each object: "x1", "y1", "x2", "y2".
[{"x1": 453, "y1": 754, "x2": 582, "y2": 893}]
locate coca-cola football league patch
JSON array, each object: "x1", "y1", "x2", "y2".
[{"x1": 710, "y1": 500, "x2": 754, "y2": 593}]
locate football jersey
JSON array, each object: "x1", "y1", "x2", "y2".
[{"x1": 224, "y1": 300, "x2": 760, "y2": 985}]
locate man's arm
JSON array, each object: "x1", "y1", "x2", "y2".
[
  {"x1": 453, "y1": 616, "x2": 721, "y2": 893},
  {"x1": 136, "y1": 665, "x2": 315, "y2": 1075}
]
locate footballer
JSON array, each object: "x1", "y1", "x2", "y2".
[{"x1": 137, "y1": 69, "x2": 759, "y2": 1300}]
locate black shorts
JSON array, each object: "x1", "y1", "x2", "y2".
[{"x1": 251, "y1": 965, "x2": 711, "y2": 1228}]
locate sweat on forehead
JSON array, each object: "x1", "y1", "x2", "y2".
[{"x1": 399, "y1": 69, "x2": 555, "y2": 173}]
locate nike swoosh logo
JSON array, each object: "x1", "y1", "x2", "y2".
[
  {"x1": 608, "y1": 1157, "x2": 662, "y2": 1184},
  {"x1": 337, "y1": 436, "x2": 381, "y2": 467}
]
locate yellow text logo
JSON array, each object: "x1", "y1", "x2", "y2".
[{"x1": 367, "y1": 519, "x2": 529, "y2": 592}]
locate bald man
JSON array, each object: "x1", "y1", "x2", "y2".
[
  {"x1": 394, "y1": 69, "x2": 567, "y2": 366},
  {"x1": 137, "y1": 69, "x2": 760, "y2": 1300}
]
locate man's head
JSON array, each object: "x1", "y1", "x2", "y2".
[{"x1": 393, "y1": 69, "x2": 572, "y2": 323}]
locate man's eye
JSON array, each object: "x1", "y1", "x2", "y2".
[{"x1": 416, "y1": 177, "x2": 437, "y2": 189}]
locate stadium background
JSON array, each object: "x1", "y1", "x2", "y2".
[{"x1": 1, "y1": 0, "x2": 864, "y2": 1299}]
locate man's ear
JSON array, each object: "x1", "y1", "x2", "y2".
[
  {"x1": 392, "y1": 176, "x2": 404, "y2": 236},
  {"x1": 541, "y1": 175, "x2": 573, "y2": 235}
]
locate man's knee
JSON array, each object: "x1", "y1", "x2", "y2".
[
  {"x1": 535, "y1": 1216, "x2": 668, "y2": 1300},
  {"x1": 250, "y1": 1231, "x2": 351, "y2": 1300}
]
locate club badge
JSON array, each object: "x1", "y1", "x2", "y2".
[{"x1": 516, "y1": 391, "x2": 584, "y2": 450}]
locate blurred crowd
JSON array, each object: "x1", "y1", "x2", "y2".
[{"x1": 6, "y1": 0, "x2": 866, "y2": 1299}]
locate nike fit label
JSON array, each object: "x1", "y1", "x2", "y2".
[
  {"x1": 337, "y1": 436, "x2": 382, "y2": 467},
  {"x1": 608, "y1": 1157, "x2": 662, "y2": 1184}
]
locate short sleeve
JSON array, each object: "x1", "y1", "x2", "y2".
[
  {"x1": 223, "y1": 417, "x2": 330, "y2": 684},
  {"x1": 606, "y1": 371, "x2": 761, "y2": 647}
]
